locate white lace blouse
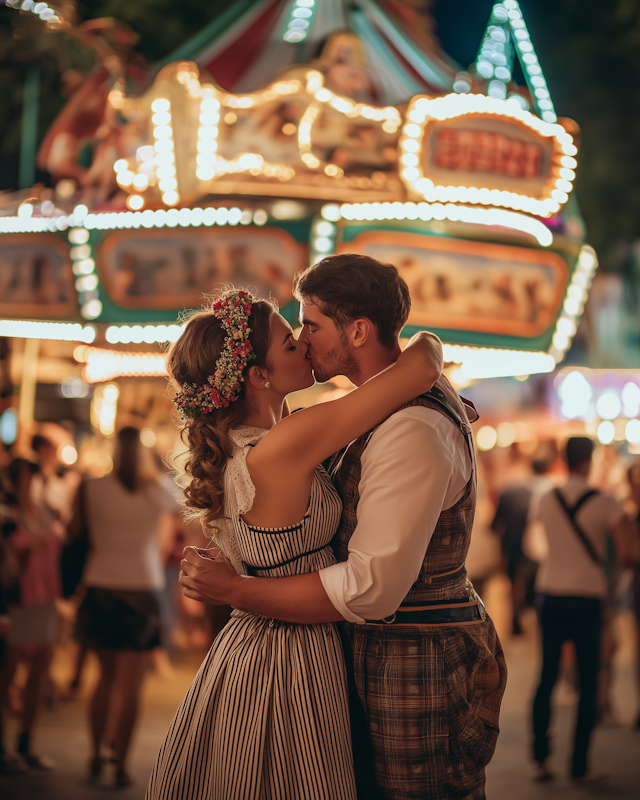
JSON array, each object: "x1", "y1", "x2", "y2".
[{"x1": 215, "y1": 426, "x2": 268, "y2": 574}]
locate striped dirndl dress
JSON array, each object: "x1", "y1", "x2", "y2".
[{"x1": 147, "y1": 433, "x2": 355, "y2": 800}]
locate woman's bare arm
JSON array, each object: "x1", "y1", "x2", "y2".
[{"x1": 252, "y1": 331, "x2": 443, "y2": 476}]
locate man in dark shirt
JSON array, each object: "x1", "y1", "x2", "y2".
[{"x1": 492, "y1": 452, "x2": 553, "y2": 634}]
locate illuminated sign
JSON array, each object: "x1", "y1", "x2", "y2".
[
  {"x1": 400, "y1": 93, "x2": 578, "y2": 218},
  {"x1": 431, "y1": 127, "x2": 544, "y2": 180}
]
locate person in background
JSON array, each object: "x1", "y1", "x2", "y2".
[
  {"x1": 491, "y1": 446, "x2": 555, "y2": 635},
  {"x1": 31, "y1": 434, "x2": 80, "y2": 527},
  {"x1": 154, "y1": 471, "x2": 184, "y2": 678},
  {"x1": 0, "y1": 458, "x2": 61, "y2": 770},
  {"x1": 529, "y1": 437, "x2": 639, "y2": 783},
  {"x1": 627, "y1": 462, "x2": 640, "y2": 728},
  {"x1": 0, "y1": 467, "x2": 25, "y2": 776},
  {"x1": 71, "y1": 427, "x2": 173, "y2": 787},
  {"x1": 597, "y1": 519, "x2": 635, "y2": 725}
]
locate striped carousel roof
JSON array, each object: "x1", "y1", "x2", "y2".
[{"x1": 160, "y1": 0, "x2": 460, "y2": 104}]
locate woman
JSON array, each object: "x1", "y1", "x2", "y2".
[
  {"x1": 147, "y1": 289, "x2": 442, "y2": 800},
  {"x1": 73, "y1": 427, "x2": 173, "y2": 787},
  {"x1": 0, "y1": 457, "x2": 60, "y2": 770}
]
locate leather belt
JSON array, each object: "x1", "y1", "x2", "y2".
[{"x1": 365, "y1": 595, "x2": 485, "y2": 626}]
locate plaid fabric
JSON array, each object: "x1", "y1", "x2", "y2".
[
  {"x1": 341, "y1": 617, "x2": 506, "y2": 800},
  {"x1": 329, "y1": 377, "x2": 507, "y2": 800}
]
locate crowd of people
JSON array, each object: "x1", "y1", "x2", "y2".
[
  {"x1": 488, "y1": 436, "x2": 640, "y2": 781},
  {"x1": 0, "y1": 425, "x2": 639, "y2": 791},
  {"x1": 0, "y1": 427, "x2": 185, "y2": 785}
]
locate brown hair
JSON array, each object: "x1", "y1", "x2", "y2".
[
  {"x1": 293, "y1": 253, "x2": 411, "y2": 349},
  {"x1": 167, "y1": 292, "x2": 277, "y2": 536},
  {"x1": 564, "y1": 436, "x2": 594, "y2": 471},
  {"x1": 115, "y1": 427, "x2": 142, "y2": 492}
]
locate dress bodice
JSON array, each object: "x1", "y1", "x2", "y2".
[{"x1": 219, "y1": 426, "x2": 342, "y2": 577}]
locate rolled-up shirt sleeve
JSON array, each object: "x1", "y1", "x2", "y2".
[{"x1": 319, "y1": 409, "x2": 469, "y2": 623}]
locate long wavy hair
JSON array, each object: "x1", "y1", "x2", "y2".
[{"x1": 167, "y1": 291, "x2": 277, "y2": 537}]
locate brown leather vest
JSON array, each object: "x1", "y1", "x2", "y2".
[{"x1": 327, "y1": 377, "x2": 478, "y2": 604}]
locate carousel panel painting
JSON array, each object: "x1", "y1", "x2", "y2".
[
  {"x1": 0, "y1": 235, "x2": 75, "y2": 318},
  {"x1": 340, "y1": 230, "x2": 569, "y2": 338},
  {"x1": 98, "y1": 226, "x2": 306, "y2": 309}
]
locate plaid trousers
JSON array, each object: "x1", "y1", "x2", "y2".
[{"x1": 340, "y1": 618, "x2": 507, "y2": 800}]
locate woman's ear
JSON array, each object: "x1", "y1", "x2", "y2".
[{"x1": 246, "y1": 365, "x2": 271, "y2": 390}]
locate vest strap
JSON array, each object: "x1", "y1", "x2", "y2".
[{"x1": 418, "y1": 563, "x2": 466, "y2": 585}]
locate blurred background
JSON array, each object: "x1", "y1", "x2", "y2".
[{"x1": 0, "y1": 0, "x2": 639, "y2": 797}]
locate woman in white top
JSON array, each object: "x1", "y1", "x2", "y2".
[{"x1": 73, "y1": 427, "x2": 173, "y2": 787}]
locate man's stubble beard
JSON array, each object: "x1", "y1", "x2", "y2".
[{"x1": 312, "y1": 329, "x2": 359, "y2": 383}]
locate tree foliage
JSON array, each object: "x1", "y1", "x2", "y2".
[
  {"x1": 75, "y1": 0, "x2": 236, "y2": 64},
  {"x1": 521, "y1": 0, "x2": 640, "y2": 264}
]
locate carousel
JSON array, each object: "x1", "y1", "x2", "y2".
[{"x1": 0, "y1": 0, "x2": 596, "y2": 455}]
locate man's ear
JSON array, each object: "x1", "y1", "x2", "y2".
[
  {"x1": 246, "y1": 365, "x2": 270, "y2": 389},
  {"x1": 349, "y1": 318, "x2": 372, "y2": 350}
]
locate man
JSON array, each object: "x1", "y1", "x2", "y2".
[
  {"x1": 491, "y1": 447, "x2": 555, "y2": 635},
  {"x1": 181, "y1": 253, "x2": 507, "y2": 800},
  {"x1": 530, "y1": 437, "x2": 639, "y2": 783}
]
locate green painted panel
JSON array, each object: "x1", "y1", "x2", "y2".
[
  {"x1": 90, "y1": 218, "x2": 312, "y2": 323},
  {"x1": 339, "y1": 220, "x2": 581, "y2": 352}
]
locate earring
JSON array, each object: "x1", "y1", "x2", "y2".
[{"x1": 264, "y1": 381, "x2": 271, "y2": 388}]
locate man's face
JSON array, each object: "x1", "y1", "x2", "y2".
[{"x1": 298, "y1": 298, "x2": 358, "y2": 383}]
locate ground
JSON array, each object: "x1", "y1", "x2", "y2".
[{"x1": 1, "y1": 579, "x2": 639, "y2": 799}]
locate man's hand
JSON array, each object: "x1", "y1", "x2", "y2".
[{"x1": 179, "y1": 546, "x2": 241, "y2": 605}]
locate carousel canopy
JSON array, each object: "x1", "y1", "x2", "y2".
[
  {"x1": 0, "y1": 1, "x2": 594, "y2": 384},
  {"x1": 161, "y1": 0, "x2": 458, "y2": 104}
]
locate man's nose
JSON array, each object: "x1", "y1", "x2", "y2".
[{"x1": 297, "y1": 325, "x2": 311, "y2": 345}]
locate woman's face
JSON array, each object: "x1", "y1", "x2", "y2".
[{"x1": 264, "y1": 313, "x2": 313, "y2": 395}]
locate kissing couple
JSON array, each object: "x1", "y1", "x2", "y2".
[{"x1": 147, "y1": 253, "x2": 507, "y2": 800}]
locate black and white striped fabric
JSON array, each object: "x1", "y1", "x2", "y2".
[{"x1": 146, "y1": 466, "x2": 356, "y2": 800}]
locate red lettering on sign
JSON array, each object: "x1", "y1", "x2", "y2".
[{"x1": 432, "y1": 128, "x2": 543, "y2": 179}]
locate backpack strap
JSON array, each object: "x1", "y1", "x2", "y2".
[{"x1": 553, "y1": 488, "x2": 602, "y2": 566}]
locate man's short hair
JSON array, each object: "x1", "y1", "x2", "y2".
[
  {"x1": 293, "y1": 253, "x2": 411, "y2": 349},
  {"x1": 31, "y1": 434, "x2": 52, "y2": 453},
  {"x1": 627, "y1": 462, "x2": 640, "y2": 482},
  {"x1": 564, "y1": 437, "x2": 594, "y2": 470}
]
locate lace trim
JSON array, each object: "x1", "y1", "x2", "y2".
[{"x1": 213, "y1": 426, "x2": 268, "y2": 574}]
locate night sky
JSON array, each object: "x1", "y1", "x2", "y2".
[{"x1": 432, "y1": 0, "x2": 496, "y2": 69}]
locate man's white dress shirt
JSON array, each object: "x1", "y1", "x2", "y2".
[{"x1": 319, "y1": 406, "x2": 472, "y2": 624}]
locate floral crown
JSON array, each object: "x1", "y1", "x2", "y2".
[{"x1": 173, "y1": 290, "x2": 255, "y2": 418}]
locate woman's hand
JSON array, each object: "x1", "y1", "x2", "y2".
[
  {"x1": 179, "y1": 546, "x2": 241, "y2": 605},
  {"x1": 398, "y1": 331, "x2": 443, "y2": 385}
]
